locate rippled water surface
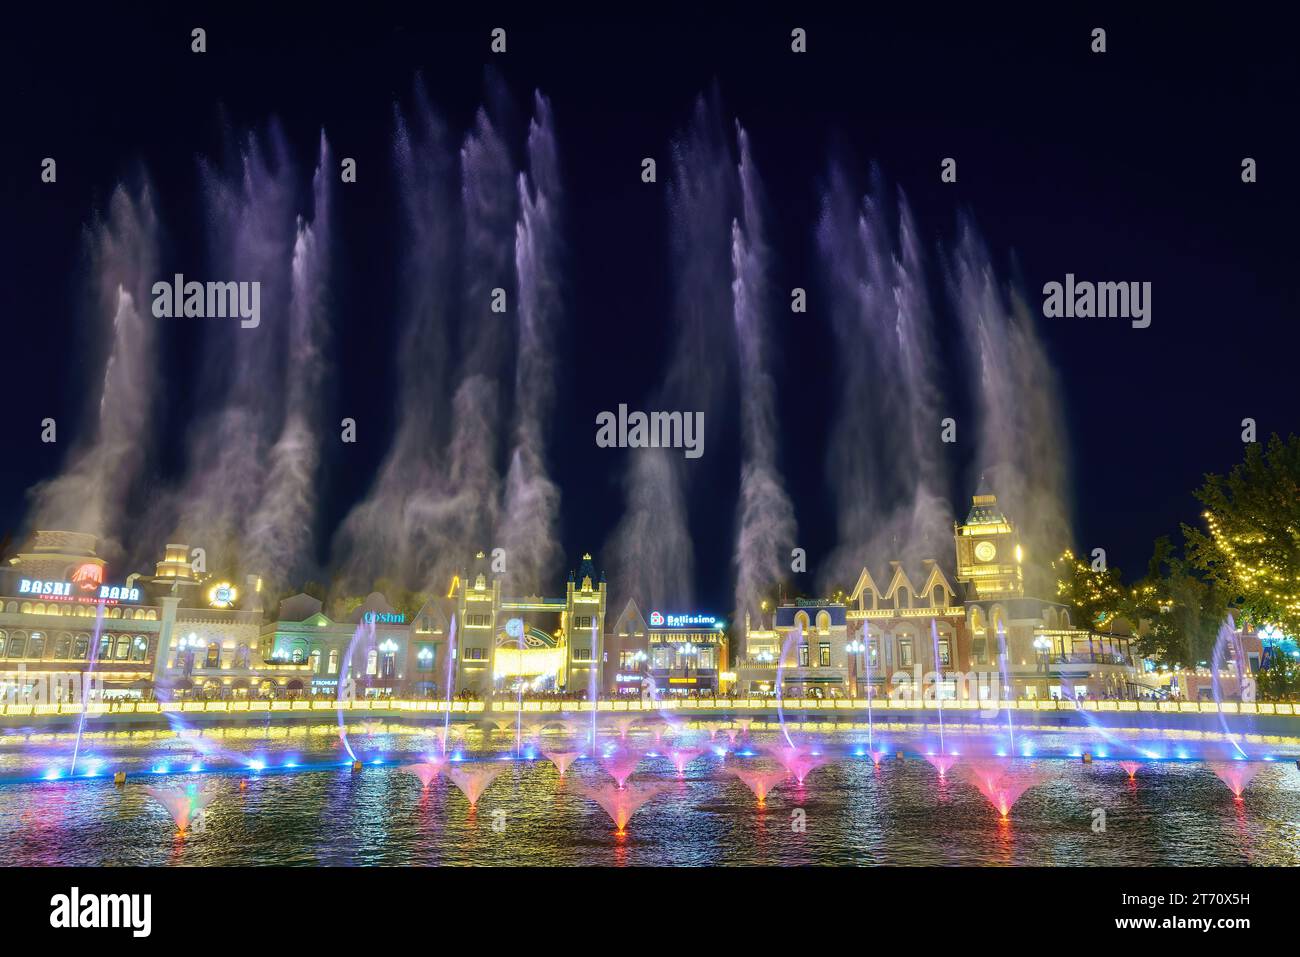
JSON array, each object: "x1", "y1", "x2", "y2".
[{"x1": 2, "y1": 720, "x2": 1299, "y2": 866}]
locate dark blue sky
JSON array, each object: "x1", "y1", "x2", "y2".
[{"x1": 2, "y1": 5, "x2": 1296, "y2": 610}]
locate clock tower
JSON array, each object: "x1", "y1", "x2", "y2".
[{"x1": 954, "y1": 483, "x2": 1024, "y2": 599}]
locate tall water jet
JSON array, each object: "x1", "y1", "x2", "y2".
[
  {"x1": 165, "y1": 124, "x2": 299, "y2": 573},
  {"x1": 605, "y1": 93, "x2": 738, "y2": 610},
  {"x1": 27, "y1": 183, "x2": 160, "y2": 560},
  {"x1": 446, "y1": 764, "x2": 504, "y2": 808},
  {"x1": 949, "y1": 221, "x2": 1071, "y2": 596},
  {"x1": 731, "y1": 124, "x2": 796, "y2": 626},
  {"x1": 816, "y1": 165, "x2": 951, "y2": 591},
  {"x1": 500, "y1": 92, "x2": 564, "y2": 595},
  {"x1": 996, "y1": 620, "x2": 1015, "y2": 752},
  {"x1": 1210, "y1": 615, "x2": 1250, "y2": 759},
  {"x1": 332, "y1": 83, "x2": 458, "y2": 588},
  {"x1": 578, "y1": 781, "x2": 673, "y2": 833},
  {"x1": 243, "y1": 132, "x2": 334, "y2": 589},
  {"x1": 930, "y1": 618, "x2": 946, "y2": 754}
]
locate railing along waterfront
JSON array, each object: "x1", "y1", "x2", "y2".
[{"x1": 0, "y1": 698, "x2": 1295, "y2": 717}]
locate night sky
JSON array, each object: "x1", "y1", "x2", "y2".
[{"x1": 2, "y1": 6, "x2": 1296, "y2": 611}]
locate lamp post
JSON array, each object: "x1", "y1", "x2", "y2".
[
  {"x1": 846, "y1": 639, "x2": 865, "y2": 697},
  {"x1": 1034, "y1": 635, "x2": 1051, "y2": 699}
]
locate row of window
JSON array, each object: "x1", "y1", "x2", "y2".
[
  {"x1": 3, "y1": 601, "x2": 158, "y2": 620},
  {"x1": 0, "y1": 630, "x2": 152, "y2": 662}
]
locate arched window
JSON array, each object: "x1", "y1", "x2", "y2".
[
  {"x1": 328, "y1": 649, "x2": 339, "y2": 675},
  {"x1": 73, "y1": 634, "x2": 89, "y2": 659},
  {"x1": 235, "y1": 644, "x2": 250, "y2": 669},
  {"x1": 8, "y1": 632, "x2": 27, "y2": 657},
  {"x1": 107, "y1": 607, "x2": 121, "y2": 619},
  {"x1": 366, "y1": 649, "x2": 378, "y2": 676},
  {"x1": 309, "y1": 649, "x2": 322, "y2": 674},
  {"x1": 816, "y1": 611, "x2": 831, "y2": 633},
  {"x1": 205, "y1": 641, "x2": 220, "y2": 668},
  {"x1": 55, "y1": 633, "x2": 71, "y2": 658},
  {"x1": 114, "y1": 635, "x2": 131, "y2": 660},
  {"x1": 146, "y1": 609, "x2": 158, "y2": 621},
  {"x1": 19, "y1": 602, "x2": 32, "y2": 615},
  {"x1": 29, "y1": 633, "x2": 46, "y2": 659},
  {"x1": 0, "y1": 630, "x2": 7, "y2": 658},
  {"x1": 794, "y1": 611, "x2": 810, "y2": 633},
  {"x1": 290, "y1": 641, "x2": 306, "y2": 664},
  {"x1": 131, "y1": 636, "x2": 148, "y2": 662},
  {"x1": 97, "y1": 634, "x2": 112, "y2": 660}
]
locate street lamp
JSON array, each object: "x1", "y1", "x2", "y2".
[
  {"x1": 846, "y1": 639, "x2": 865, "y2": 697},
  {"x1": 1033, "y1": 635, "x2": 1051, "y2": 698}
]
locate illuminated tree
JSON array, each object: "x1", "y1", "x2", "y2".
[
  {"x1": 1052, "y1": 549, "x2": 1129, "y2": 630},
  {"x1": 1184, "y1": 434, "x2": 1300, "y2": 638}
]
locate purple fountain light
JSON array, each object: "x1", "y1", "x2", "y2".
[
  {"x1": 146, "y1": 786, "x2": 217, "y2": 833},
  {"x1": 600, "y1": 748, "x2": 644, "y2": 789},
  {"x1": 667, "y1": 747, "x2": 701, "y2": 776}
]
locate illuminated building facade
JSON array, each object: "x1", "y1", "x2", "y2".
[
  {"x1": 604, "y1": 599, "x2": 651, "y2": 696},
  {"x1": 645, "y1": 611, "x2": 728, "y2": 694},
  {"x1": 447, "y1": 552, "x2": 606, "y2": 697}
]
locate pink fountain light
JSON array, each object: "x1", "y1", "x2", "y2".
[
  {"x1": 667, "y1": 747, "x2": 701, "y2": 776},
  {"x1": 725, "y1": 729, "x2": 741, "y2": 746},
  {"x1": 767, "y1": 745, "x2": 827, "y2": 785},
  {"x1": 1209, "y1": 761, "x2": 1263, "y2": 798},
  {"x1": 1119, "y1": 761, "x2": 1141, "y2": 781},
  {"x1": 146, "y1": 786, "x2": 216, "y2": 833},
  {"x1": 544, "y1": 751, "x2": 581, "y2": 777},
  {"x1": 965, "y1": 762, "x2": 1042, "y2": 819},
  {"x1": 612, "y1": 716, "x2": 637, "y2": 740},
  {"x1": 600, "y1": 748, "x2": 643, "y2": 789},
  {"x1": 868, "y1": 750, "x2": 886, "y2": 767},
  {"x1": 578, "y1": 781, "x2": 672, "y2": 832},
  {"x1": 731, "y1": 767, "x2": 786, "y2": 804},
  {"x1": 925, "y1": 754, "x2": 958, "y2": 778},
  {"x1": 446, "y1": 765, "x2": 504, "y2": 807},
  {"x1": 403, "y1": 759, "x2": 446, "y2": 789}
]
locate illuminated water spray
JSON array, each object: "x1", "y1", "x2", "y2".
[{"x1": 69, "y1": 603, "x2": 107, "y2": 777}]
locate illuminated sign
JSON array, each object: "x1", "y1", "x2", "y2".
[
  {"x1": 18, "y1": 578, "x2": 141, "y2": 604},
  {"x1": 71, "y1": 563, "x2": 104, "y2": 592},
  {"x1": 364, "y1": 612, "x2": 406, "y2": 625},
  {"x1": 207, "y1": 583, "x2": 238, "y2": 608},
  {"x1": 649, "y1": 612, "x2": 720, "y2": 629}
]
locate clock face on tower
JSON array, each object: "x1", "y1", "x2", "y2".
[{"x1": 974, "y1": 541, "x2": 997, "y2": 562}]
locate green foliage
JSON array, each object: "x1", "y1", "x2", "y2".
[
  {"x1": 1257, "y1": 647, "x2": 1300, "y2": 701},
  {"x1": 1184, "y1": 433, "x2": 1300, "y2": 638}
]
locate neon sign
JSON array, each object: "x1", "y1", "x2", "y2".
[
  {"x1": 18, "y1": 578, "x2": 140, "y2": 604},
  {"x1": 364, "y1": 612, "x2": 406, "y2": 624},
  {"x1": 649, "y1": 612, "x2": 719, "y2": 629}
]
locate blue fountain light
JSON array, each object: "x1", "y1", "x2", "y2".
[
  {"x1": 151, "y1": 763, "x2": 169, "y2": 774},
  {"x1": 44, "y1": 767, "x2": 63, "y2": 780},
  {"x1": 248, "y1": 760, "x2": 265, "y2": 772},
  {"x1": 189, "y1": 761, "x2": 202, "y2": 773}
]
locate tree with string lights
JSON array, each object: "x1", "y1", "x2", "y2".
[{"x1": 1184, "y1": 433, "x2": 1300, "y2": 639}]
